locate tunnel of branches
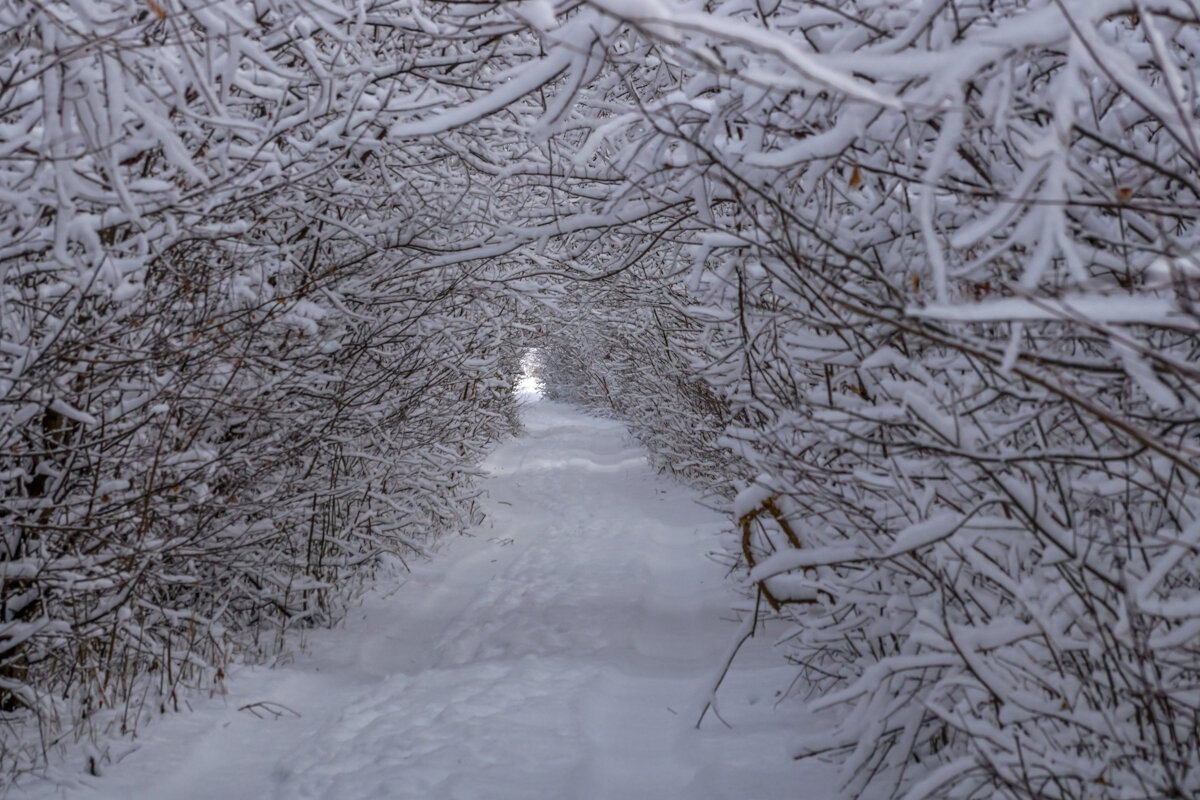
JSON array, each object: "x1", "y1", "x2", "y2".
[{"x1": 4, "y1": 2, "x2": 1200, "y2": 798}]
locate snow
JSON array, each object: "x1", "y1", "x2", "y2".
[
  {"x1": 732, "y1": 476, "x2": 779, "y2": 520},
  {"x1": 909, "y1": 295, "x2": 1200, "y2": 330},
  {"x1": 17, "y1": 394, "x2": 832, "y2": 800},
  {"x1": 885, "y1": 513, "x2": 962, "y2": 557}
]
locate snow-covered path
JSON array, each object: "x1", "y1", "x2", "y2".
[{"x1": 23, "y1": 394, "x2": 829, "y2": 800}]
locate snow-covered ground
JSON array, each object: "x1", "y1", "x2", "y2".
[{"x1": 18, "y1": 388, "x2": 832, "y2": 799}]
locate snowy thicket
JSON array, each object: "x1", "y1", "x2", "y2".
[
  {"x1": 530, "y1": 2, "x2": 1200, "y2": 798},
  {"x1": 5, "y1": 0, "x2": 1200, "y2": 797},
  {"x1": 0, "y1": 0, "x2": 527, "y2": 773},
  {"x1": 538, "y1": 273, "x2": 740, "y2": 484}
]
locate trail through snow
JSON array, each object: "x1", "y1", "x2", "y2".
[{"x1": 20, "y1": 391, "x2": 833, "y2": 799}]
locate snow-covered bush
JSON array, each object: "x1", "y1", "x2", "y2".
[
  {"x1": 538, "y1": 271, "x2": 741, "y2": 485},
  {"x1": 0, "y1": 0, "x2": 528, "y2": 777},
  {"x1": 527, "y1": 1, "x2": 1200, "y2": 797}
]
